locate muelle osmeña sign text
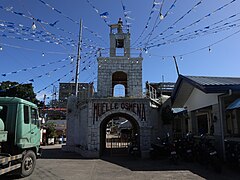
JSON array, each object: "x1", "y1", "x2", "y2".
[{"x1": 93, "y1": 102, "x2": 146, "y2": 122}]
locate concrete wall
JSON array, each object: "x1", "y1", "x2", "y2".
[
  {"x1": 97, "y1": 57, "x2": 143, "y2": 98},
  {"x1": 63, "y1": 97, "x2": 161, "y2": 158},
  {"x1": 185, "y1": 88, "x2": 220, "y2": 111}
]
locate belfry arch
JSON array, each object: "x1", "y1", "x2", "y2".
[{"x1": 112, "y1": 71, "x2": 127, "y2": 97}]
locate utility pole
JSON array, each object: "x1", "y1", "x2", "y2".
[
  {"x1": 173, "y1": 56, "x2": 180, "y2": 76},
  {"x1": 75, "y1": 19, "x2": 83, "y2": 96}
]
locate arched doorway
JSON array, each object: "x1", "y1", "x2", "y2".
[
  {"x1": 100, "y1": 112, "x2": 140, "y2": 157},
  {"x1": 112, "y1": 71, "x2": 127, "y2": 97}
]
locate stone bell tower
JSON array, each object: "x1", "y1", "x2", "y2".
[{"x1": 97, "y1": 18, "x2": 143, "y2": 98}]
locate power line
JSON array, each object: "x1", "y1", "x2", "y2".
[
  {"x1": 147, "y1": 0, "x2": 238, "y2": 47},
  {"x1": 150, "y1": 28, "x2": 240, "y2": 58},
  {"x1": 85, "y1": 0, "x2": 111, "y2": 26},
  {"x1": 132, "y1": 0, "x2": 157, "y2": 46},
  {"x1": 1, "y1": 57, "x2": 72, "y2": 77},
  {"x1": 0, "y1": 42, "x2": 69, "y2": 55},
  {"x1": 138, "y1": 0, "x2": 204, "y2": 49},
  {"x1": 134, "y1": 0, "x2": 178, "y2": 48},
  {"x1": 34, "y1": 0, "x2": 107, "y2": 47},
  {"x1": 147, "y1": 16, "x2": 240, "y2": 48}
]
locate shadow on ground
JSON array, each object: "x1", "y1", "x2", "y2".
[
  {"x1": 40, "y1": 145, "x2": 83, "y2": 159},
  {"x1": 41, "y1": 145, "x2": 240, "y2": 180},
  {"x1": 4, "y1": 145, "x2": 239, "y2": 180},
  {"x1": 101, "y1": 154, "x2": 240, "y2": 180}
]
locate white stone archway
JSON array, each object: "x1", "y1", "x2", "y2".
[{"x1": 97, "y1": 110, "x2": 140, "y2": 156}]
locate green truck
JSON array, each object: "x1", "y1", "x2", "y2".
[{"x1": 0, "y1": 97, "x2": 41, "y2": 177}]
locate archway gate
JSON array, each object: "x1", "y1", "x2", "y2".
[{"x1": 64, "y1": 97, "x2": 159, "y2": 158}]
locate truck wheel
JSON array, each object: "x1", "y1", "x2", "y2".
[{"x1": 20, "y1": 150, "x2": 36, "y2": 177}]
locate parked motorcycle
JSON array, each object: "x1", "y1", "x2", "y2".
[
  {"x1": 177, "y1": 133, "x2": 195, "y2": 162},
  {"x1": 149, "y1": 133, "x2": 171, "y2": 159},
  {"x1": 195, "y1": 134, "x2": 222, "y2": 173},
  {"x1": 169, "y1": 139, "x2": 178, "y2": 164},
  {"x1": 225, "y1": 140, "x2": 240, "y2": 168},
  {"x1": 128, "y1": 134, "x2": 140, "y2": 159},
  {"x1": 150, "y1": 133, "x2": 178, "y2": 164},
  {"x1": 149, "y1": 137, "x2": 169, "y2": 159}
]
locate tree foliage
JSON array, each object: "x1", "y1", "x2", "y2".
[
  {"x1": 45, "y1": 122, "x2": 57, "y2": 138},
  {"x1": 0, "y1": 81, "x2": 39, "y2": 104}
]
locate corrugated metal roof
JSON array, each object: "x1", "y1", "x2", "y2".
[
  {"x1": 172, "y1": 108, "x2": 187, "y2": 114},
  {"x1": 171, "y1": 75, "x2": 240, "y2": 107},
  {"x1": 227, "y1": 98, "x2": 240, "y2": 110},
  {"x1": 186, "y1": 76, "x2": 240, "y2": 86}
]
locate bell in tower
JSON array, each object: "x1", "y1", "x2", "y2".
[{"x1": 109, "y1": 18, "x2": 130, "y2": 57}]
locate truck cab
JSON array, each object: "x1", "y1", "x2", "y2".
[{"x1": 0, "y1": 97, "x2": 41, "y2": 177}]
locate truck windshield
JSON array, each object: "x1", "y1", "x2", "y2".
[{"x1": 31, "y1": 108, "x2": 40, "y2": 128}]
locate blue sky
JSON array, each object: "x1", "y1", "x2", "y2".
[{"x1": 1, "y1": 0, "x2": 240, "y2": 101}]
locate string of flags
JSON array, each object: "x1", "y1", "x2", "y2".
[
  {"x1": 146, "y1": 12, "x2": 240, "y2": 49},
  {"x1": 0, "y1": 47, "x2": 100, "y2": 94},
  {"x1": 38, "y1": 0, "x2": 109, "y2": 47},
  {"x1": 86, "y1": 0, "x2": 111, "y2": 26},
  {"x1": 36, "y1": 69, "x2": 74, "y2": 94},
  {"x1": 141, "y1": 0, "x2": 167, "y2": 49},
  {"x1": 26, "y1": 0, "x2": 108, "y2": 47},
  {"x1": 83, "y1": 63, "x2": 98, "y2": 82},
  {"x1": 132, "y1": 0, "x2": 159, "y2": 46},
  {"x1": 0, "y1": 29, "x2": 75, "y2": 48},
  {"x1": 1, "y1": 57, "x2": 72, "y2": 77},
  {"x1": 141, "y1": 0, "x2": 178, "y2": 48},
  {"x1": 0, "y1": 31, "x2": 100, "y2": 53},
  {"x1": 83, "y1": 25, "x2": 107, "y2": 45},
  {"x1": 0, "y1": 3, "x2": 107, "y2": 52},
  {"x1": 120, "y1": 0, "x2": 133, "y2": 31},
  {"x1": 27, "y1": 63, "x2": 72, "y2": 83},
  {"x1": 146, "y1": 0, "x2": 238, "y2": 47},
  {"x1": 177, "y1": 28, "x2": 240, "y2": 57},
  {"x1": 0, "y1": 42, "x2": 71, "y2": 55},
  {"x1": 151, "y1": 13, "x2": 240, "y2": 46},
  {"x1": 170, "y1": 17, "x2": 240, "y2": 43},
  {"x1": 137, "y1": 0, "x2": 203, "y2": 48},
  {"x1": 83, "y1": 25, "x2": 108, "y2": 46},
  {"x1": 133, "y1": 0, "x2": 178, "y2": 47},
  {"x1": 146, "y1": 23, "x2": 240, "y2": 49},
  {"x1": 0, "y1": 19, "x2": 76, "y2": 47},
  {"x1": 36, "y1": 55, "x2": 99, "y2": 94},
  {"x1": 155, "y1": 0, "x2": 178, "y2": 26},
  {"x1": 158, "y1": 0, "x2": 165, "y2": 20},
  {"x1": 0, "y1": 20, "x2": 103, "y2": 53},
  {"x1": 150, "y1": 27, "x2": 240, "y2": 60},
  {"x1": 37, "y1": 0, "x2": 79, "y2": 24},
  {"x1": 0, "y1": 5, "x2": 76, "y2": 36},
  {"x1": 0, "y1": 62, "x2": 73, "y2": 93},
  {"x1": 36, "y1": 0, "x2": 108, "y2": 46}
]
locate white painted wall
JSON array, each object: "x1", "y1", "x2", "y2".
[{"x1": 184, "y1": 88, "x2": 221, "y2": 111}]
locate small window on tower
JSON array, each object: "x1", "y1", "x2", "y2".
[{"x1": 116, "y1": 39, "x2": 124, "y2": 48}]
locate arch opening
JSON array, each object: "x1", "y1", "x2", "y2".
[
  {"x1": 113, "y1": 84, "x2": 125, "y2": 97},
  {"x1": 112, "y1": 71, "x2": 127, "y2": 97},
  {"x1": 100, "y1": 112, "x2": 140, "y2": 157}
]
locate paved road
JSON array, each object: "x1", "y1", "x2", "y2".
[{"x1": 4, "y1": 144, "x2": 240, "y2": 180}]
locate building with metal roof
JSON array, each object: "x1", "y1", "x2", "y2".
[{"x1": 171, "y1": 75, "x2": 240, "y2": 159}]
